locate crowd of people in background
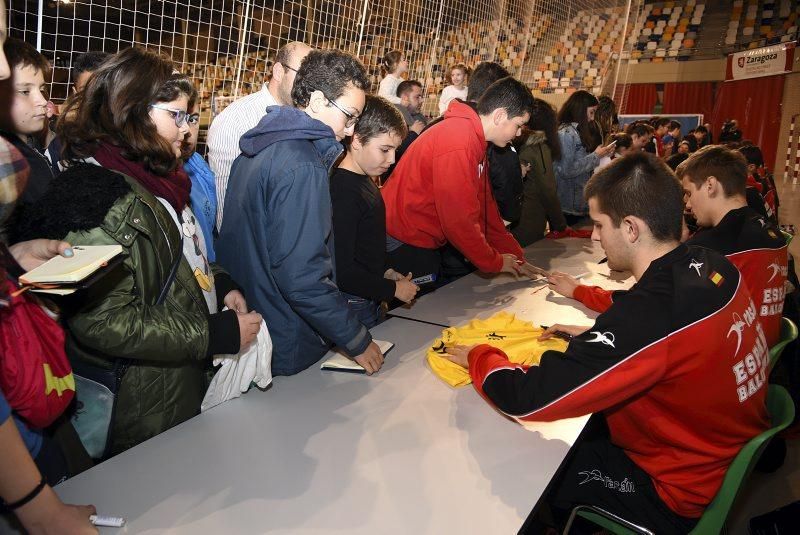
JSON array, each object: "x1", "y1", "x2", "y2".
[{"x1": 0, "y1": 12, "x2": 796, "y2": 534}]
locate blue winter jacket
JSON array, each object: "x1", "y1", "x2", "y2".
[
  {"x1": 216, "y1": 106, "x2": 372, "y2": 376},
  {"x1": 553, "y1": 123, "x2": 600, "y2": 216}
]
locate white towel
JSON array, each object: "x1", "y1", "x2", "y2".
[{"x1": 201, "y1": 319, "x2": 273, "y2": 412}]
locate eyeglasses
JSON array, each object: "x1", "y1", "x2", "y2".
[
  {"x1": 325, "y1": 97, "x2": 359, "y2": 128},
  {"x1": 149, "y1": 104, "x2": 188, "y2": 127},
  {"x1": 282, "y1": 64, "x2": 300, "y2": 73}
]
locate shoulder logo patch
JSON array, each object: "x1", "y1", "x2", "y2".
[{"x1": 689, "y1": 259, "x2": 703, "y2": 277}]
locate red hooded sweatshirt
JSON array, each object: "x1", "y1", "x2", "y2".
[{"x1": 381, "y1": 101, "x2": 524, "y2": 273}]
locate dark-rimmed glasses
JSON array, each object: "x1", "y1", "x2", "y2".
[
  {"x1": 325, "y1": 97, "x2": 359, "y2": 128},
  {"x1": 149, "y1": 104, "x2": 188, "y2": 127}
]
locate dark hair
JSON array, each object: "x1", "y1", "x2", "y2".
[
  {"x1": 610, "y1": 132, "x2": 632, "y2": 150},
  {"x1": 738, "y1": 144, "x2": 764, "y2": 168},
  {"x1": 595, "y1": 95, "x2": 618, "y2": 139},
  {"x1": 476, "y1": 76, "x2": 534, "y2": 120},
  {"x1": 653, "y1": 117, "x2": 671, "y2": 129},
  {"x1": 675, "y1": 144, "x2": 747, "y2": 197},
  {"x1": 666, "y1": 152, "x2": 689, "y2": 170},
  {"x1": 185, "y1": 80, "x2": 200, "y2": 111},
  {"x1": 557, "y1": 90, "x2": 600, "y2": 152},
  {"x1": 585, "y1": 152, "x2": 683, "y2": 242},
  {"x1": 528, "y1": 97, "x2": 561, "y2": 160},
  {"x1": 4, "y1": 38, "x2": 50, "y2": 76},
  {"x1": 292, "y1": 49, "x2": 368, "y2": 108},
  {"x1": 381, "y1": 50, "x2": 404, "y2": 77},
  {"x1": 58, "y1": 47, "x2": 194, "y2": 176},
  {"x1": 71, "y1": 51, "x2": 109, "y2": 84},
  {"x1": 668, "y1": 120, "x2": 681, "y2": 131},
  {"x1": 695, "y1": 125, "x2": 709, "y2": 134},
  {"x1": 625, "y1": 120, "x2": 654, "y2": 138},
  {"x1": 466, "y1": 62, "x2": 510, "y2": 101},
  {"x1": 181, "y1": 83, "x2": 201, "y2": 161},
  {"x1": 396, "y1": 79, "x2": 422, "y2": 98},
  {"x1": 351, "y1": 94, "x2": 407, "y2": 146}
]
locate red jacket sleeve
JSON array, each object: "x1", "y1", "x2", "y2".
[
  {"x1": 573, "y1": 284, "x2": 614, "y2": 313},
  {"x1": 431, "y1": 150, "x2": 504, "y2": 273},
  {"x1": 466, "y1": 290, "x2": 669, "y2": 422}
]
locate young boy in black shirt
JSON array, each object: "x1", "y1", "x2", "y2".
[{"x1": 330, "y1": 95, "x2": 418, "y2": 327}]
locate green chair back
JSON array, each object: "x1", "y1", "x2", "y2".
[
  {"x1": 690, "y1": 385, "x2": 795, "y2": 533},
  {"x1": 770, "y1": 317, "x2": 798, "y2": 368},
  {"x1": 568, "y1": 385, "x2": 796, "y2": 535}
]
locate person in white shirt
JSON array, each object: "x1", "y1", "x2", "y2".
[
  {"x1": 377, "y1": 50, "x2": 407, "y2": 105},
  {"x1": 437, "y1": 63, "x2": 468, "y2": 115},
  {"x1": 206, "y1": 41, "x2": 312, "y2": 230}
]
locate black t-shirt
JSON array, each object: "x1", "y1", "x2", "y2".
[
  {"x1": 330, "y1": 168, "x2": 396, "y2": 302},
  {"x1": 487, "y1": 144, "x2": 523, "y2": 223},
  {"x1": 1, "y1": 132, "x2": 55, "y2": 205}
]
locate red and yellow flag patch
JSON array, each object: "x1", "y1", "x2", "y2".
[{"x1": 709, "y1": 271, "x2": 724, "y2": 287}]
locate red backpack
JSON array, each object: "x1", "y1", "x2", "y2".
[{"x1": 0, "y1": 279, "x2": 75, "y2": 429}]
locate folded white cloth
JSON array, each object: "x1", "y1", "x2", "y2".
[{"x1": 201, "y1": 318, "x2": 273, "y2": 412}]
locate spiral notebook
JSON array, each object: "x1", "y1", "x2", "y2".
[{"x1": 320, "y1": 339, "x2": 395, "y2": 373}]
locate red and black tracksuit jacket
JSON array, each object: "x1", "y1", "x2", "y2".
[
  {"x1": 575, "y1": 207, "x2": 788, "y2": 347},
  {"x1": 468, "y1": 244, "x2": 770, "y2": 518}
]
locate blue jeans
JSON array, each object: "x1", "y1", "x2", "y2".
[{"x1": 342, "y1": 292, "x2": 382, "y2": 329}]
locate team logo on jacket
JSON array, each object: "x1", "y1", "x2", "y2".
[
  {"x1": 487, "y1": 331, "x2": 506, "y2": 340},
  {"x1": 767, "y1": 261, "x2": 786, "y2": 283},
  {"x1": 586, "y1": 331, "x2": 615, "y2": 348},
  {"x1": 727, "y1": 312, "x2": 747, "y2": 357},
  {"x1": 689, "y1": 259, "x2": 703, "y2": 277}
]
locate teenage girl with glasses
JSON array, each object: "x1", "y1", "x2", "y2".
[{"x1": 15, "y1": 47, "x2": 261, "y2": 456}]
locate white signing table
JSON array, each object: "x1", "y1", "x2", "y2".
[
  {"x1": 54, "y1": 317, "x2": 588, "y2": 534},
  {"x1": 389, "y1": 238, "x2": 633, "y2": 328}
]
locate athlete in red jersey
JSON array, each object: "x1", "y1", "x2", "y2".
[
  {"x1": 442, "y1": 153, "x2": 770, "y2": 533},
  {"x1": 550, "y1": 145, "x2": 788, "y2": 347}
]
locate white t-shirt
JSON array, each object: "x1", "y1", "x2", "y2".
[
  {"x1": 438, "y1": 85, "x2": 468, "y2": 115},
  {"x1": 378, "y1": 74, "x2": 403, "y2": 104}
]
